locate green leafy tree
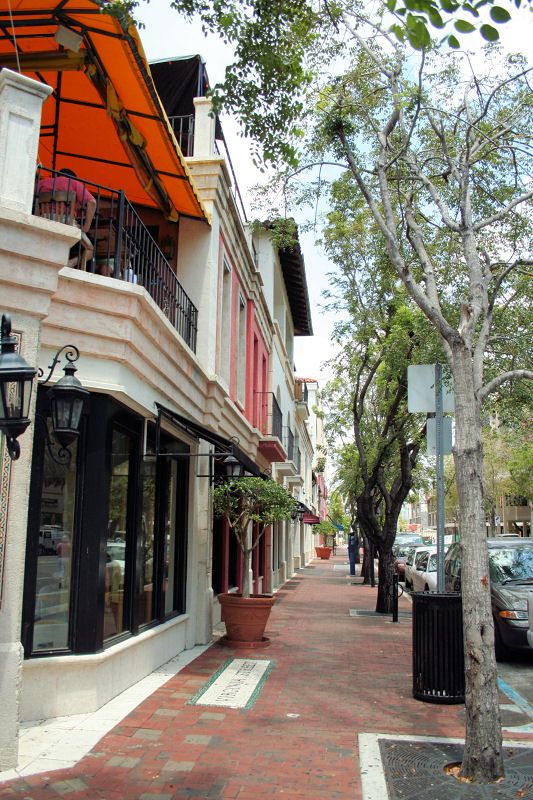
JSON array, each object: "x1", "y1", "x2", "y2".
[
  {"x1": 213, "y1": 477, "x2": 296, "y2": 597},
  {"x1": 319, "y1": 190, "x2": 442, "y2": 610},
  {"x1": 312, "y1": 518, "x2": 337, "y2": 546},
  {"x1": 388, "y1": 0, "x2": 531, "y2": 49}
]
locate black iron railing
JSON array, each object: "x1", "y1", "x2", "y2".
[
  {"x1": 33, "y1": 167, "x2": 198, "y2": 353},
  {"x1": 168, "y1": 114, "x2": 195, "y2": 157},
  {"x1": 256, "y1": 392, "x2": 283, "y2": 442},
  {"x1": 285, "y1": 427, "x2": 294, "y2": 462}
]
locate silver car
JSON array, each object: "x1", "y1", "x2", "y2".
[{"x1": 405, "y1": 546, "x2": 435, "y2": 591}]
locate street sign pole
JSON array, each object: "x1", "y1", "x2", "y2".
[{"x1": 435, "y1": 364, "x2": 445, "y2": 592}]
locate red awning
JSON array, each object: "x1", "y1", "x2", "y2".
[{"x1": 303, "y1": 514, "x2": 320, "y2": 524}]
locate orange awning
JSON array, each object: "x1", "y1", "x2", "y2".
[{"x1": 0, "y1": 1, "x2": 208, "y2": 223}]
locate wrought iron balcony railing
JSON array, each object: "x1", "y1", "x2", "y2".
[
  {"x1": 33, "y1": 167, "x2": 198, "y2": 353},
  {"x1": 255, "y1": 392, "x2": 283, "y2": 442},
  {"x1": 168, "y1": 114, "x2": 195, "y2": 157},
  {"x1": 285, "y1": 427, "x2": 294, "y2": 463}
]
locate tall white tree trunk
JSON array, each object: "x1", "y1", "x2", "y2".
[{"x1": 451, "y1": 344, "x2": 503, "y2": 780}]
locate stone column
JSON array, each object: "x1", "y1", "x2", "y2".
[
  {"x1": 0, "y1": 69, "x2": 71, "y2": 773},
  {"x1": 193, "y1": 97, "x2": 216, "y2": 158},
  {"x1": 0, "y1": 69, "x2": 52, "y2": 213}
]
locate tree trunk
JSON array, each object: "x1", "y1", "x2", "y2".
[
  {"x1": 376, "y1": 546, "x2": 395, "y2": 613},
  {"x1": 361, "y1": 533, "x2": 371, "y2": 584},
  {"x1": 241, "y1": 539, "x2": 252, "y2": 598},
  {"x1": 452, "y1": 345, "x2": 503, "y2": 781}
]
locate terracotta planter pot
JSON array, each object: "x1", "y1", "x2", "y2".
[
  {"x1": 218, "y1": 593, "x2": 275, "y2": 644},
  {"x1": 315, "y1": 546, "x2": 332, "y2": 560}
]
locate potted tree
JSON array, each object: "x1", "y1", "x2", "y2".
[
  {"x1": 313, "y1": 520, "x2": 337, "y2": 559},
  {"x1": 213, "y1": 476, "x2": 297, "y2": 645}
]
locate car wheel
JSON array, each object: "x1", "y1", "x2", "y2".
[{"x1": 493, "y1": 617, "x2": 510, "y2": 662}]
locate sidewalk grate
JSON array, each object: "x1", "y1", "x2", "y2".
[{"x1": 380, "y1": 739, "x2": 533, "y2": 799}]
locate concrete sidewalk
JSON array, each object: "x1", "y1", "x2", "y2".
[{"x1": 1, "y1": 549, "x2": 532, "y2": 799}]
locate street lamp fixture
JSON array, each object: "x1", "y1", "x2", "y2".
[
  {"x1": 0, "y1": 315, "x2": 37, "y2": 460},
  {"x1": 222, "y1": 454, "x2": 245, "y2": 480},
  {"x1": 0, "y1": 313, "x2": 87, "y2": 462},
  {"x1": 39, "y1": 344, "x2": 89, "y2": 461}
]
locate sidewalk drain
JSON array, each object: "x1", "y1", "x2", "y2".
[{"x1": 379, "y1": 739, "x2": 533, "y2": 800}]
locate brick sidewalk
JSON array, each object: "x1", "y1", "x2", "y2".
[{"x1": 0, "y1": 550, "x2": 525, "y2": 799}]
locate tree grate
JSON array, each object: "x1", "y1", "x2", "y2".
[{"x1": 379, "y1": 739, "x2": 533, "y2": 799}]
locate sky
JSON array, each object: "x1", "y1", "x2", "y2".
[{"x1": 136, "y1": 0, "x2": 533, "y2": 387}]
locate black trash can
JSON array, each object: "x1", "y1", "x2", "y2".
[{"x1": 412, "y1": 592, "x2": 464, "y2": 704}]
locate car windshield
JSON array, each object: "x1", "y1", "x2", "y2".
[
  {"x1": 394, "y1": 545, "x2": 414, "y2": 557},
  {"x1": 489, "y1": 546, "x2": 533, "y2": 584}
]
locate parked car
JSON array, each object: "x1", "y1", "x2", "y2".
[
  {"x1": 411, "y1": 550, "x2": 439, "y2": 592},
  {"x1": 444, "y1": 538, "x2": 533, "y2": 660},
  {"x1": 394, "y1": 544, "x2": 419, "y2": 580},
  {"x1": 395, "y1": 533, "x2": 424, "y2": 546},
  {"x1": 405, "y1": 546, "x2": 435, "y2": 591}
]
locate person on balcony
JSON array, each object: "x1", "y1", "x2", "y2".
[{"x1": 37, "y1": 168, "x2": 96, "y2": 267}]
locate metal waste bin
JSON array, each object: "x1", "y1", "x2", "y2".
[{"x1": 412, "y1": 592, "x2": 464, "y2": 704}]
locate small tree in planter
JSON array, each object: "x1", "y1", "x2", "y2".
[
  {"x1": 313, "y1": 519, "x2": 336, "y2": 547},
  {"x1": 213, "y1": 476, "x2": 297, "y2": 596},
  {"x1": 213, "y1": 477, "x2": 297, "y2": 644},
  {"x1": 312, "y1": 520, "x2": 337, "y2": 558}
]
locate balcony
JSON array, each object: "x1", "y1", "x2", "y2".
[
  {"x1": 168, "y1": 115, "x2": 195, "y2": 157},
  {"x1": 277, "y1": 427, "x2": 298, "y2": 478},
  {"x1": 33, "y1": 168, "x2": 198, "y2": 353},
  {"x1": 295, "y1": 379, "x2": 310, "y2": 421},
  {"x1": 256, "y1": 392, "x2": 286, "y2": 463}
]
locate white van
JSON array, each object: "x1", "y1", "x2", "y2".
[{"x1": 38, "y1": 526, "x2": 63, "y2": 554}]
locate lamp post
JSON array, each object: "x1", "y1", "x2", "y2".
[{"x1": 0, "y1": 313, "x2": 87, "y2": 462}]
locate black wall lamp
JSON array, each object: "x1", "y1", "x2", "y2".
[
  {"x1": 38, "y1": 342, "x2": 89, "y2": 464},
  {"x1": 291, "y1": 501, "x2": 306, "y2": 523},
  {"x1": 0, "y1": 313, "x2": 88, "y2": 462},
  {"x1": 0, "y1": 315, "x2": 37, "y2": 460}
]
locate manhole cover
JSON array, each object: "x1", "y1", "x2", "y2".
[{"x1": 380, "y1": 739, "x2": 533, "y2": 799}]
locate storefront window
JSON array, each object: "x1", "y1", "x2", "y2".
[
  {"x1": 104, "y1": 427, "x2": 133, "y2": 640},
  {"x1": 32, "y1": 423, "x2": 78, "y2": 652},
  {"x1": 138, "y1": 458, "x2": 156, "y2": 626},
  {"x1": 164, "y1": 460, "x2": 178, "y2": 615}
]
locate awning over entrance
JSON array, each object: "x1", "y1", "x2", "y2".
[
  {"x1": 303, "y1": 513, "x2": 320, "y2": 525},
  {"x1": 0, "y1": 1, "x2": 208, "y2": 223},
  {"x1": 155, "y1": 404, "x2": 260, "y2": 477}
]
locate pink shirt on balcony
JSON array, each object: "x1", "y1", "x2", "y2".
[{"x1": 37, "y1": 175, "x2": 95, "y2": 210}]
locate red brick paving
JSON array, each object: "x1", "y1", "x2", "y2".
[{"x1": 1, "y1": 550, "x2": 527, "y2": 799}]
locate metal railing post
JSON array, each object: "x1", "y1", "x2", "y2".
[
  {"x1": 114, "y1": 190, "x2": 125, "y2": 279},
  {"x1": 392, "y1": 573, "x2": 399, "y2": 623}
]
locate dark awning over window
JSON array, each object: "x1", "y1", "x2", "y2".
[{"x1": 155, "y1": 404, "x2": 260, "y2": 476}]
